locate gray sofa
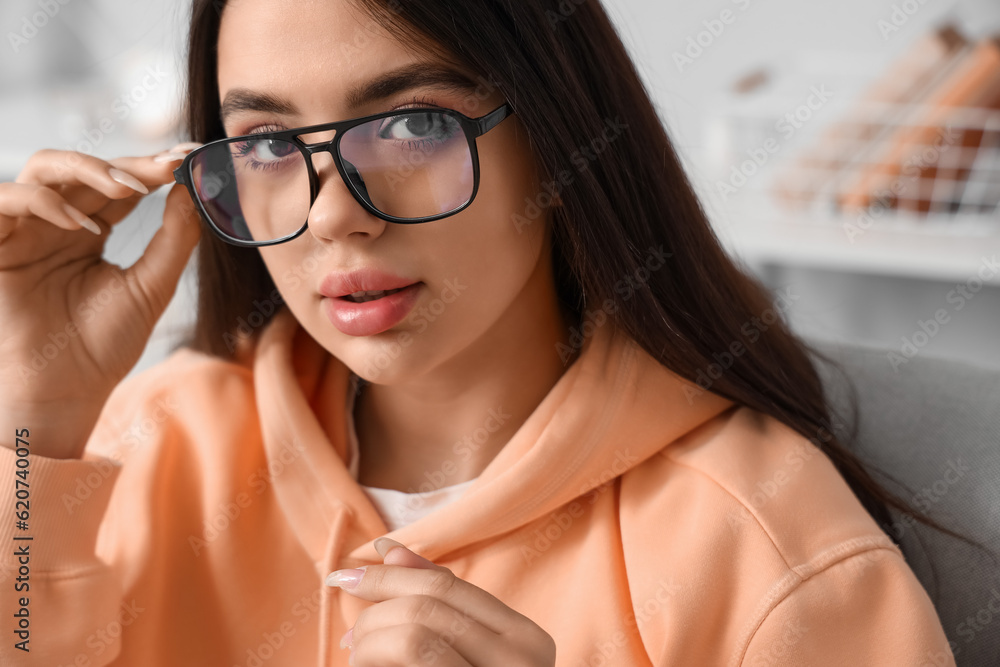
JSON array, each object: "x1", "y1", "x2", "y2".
[{"x1": 807, "y1": 338, "x2": 1000, "y2": 667}]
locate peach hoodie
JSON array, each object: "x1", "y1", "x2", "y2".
[{"x1": 1, "y1": 304, "x2": 955, "y2": 667}]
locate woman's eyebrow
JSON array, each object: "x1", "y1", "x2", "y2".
[
  {"x1": 344, "y1": 63, "x2": 481, "y2": 111},
  {"x1": 220, "y1": 90, "x2": 297, "y2": 124},
  {"x1": 219, "y1": 63, "x2": 482, "y2": 125}
]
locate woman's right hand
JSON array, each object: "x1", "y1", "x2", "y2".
[{"x1": 0, "y1": 148, "x2": 203, "y2": 459}]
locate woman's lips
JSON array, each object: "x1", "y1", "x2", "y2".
[{"x1": 322, "y1": 282, "x2": 423, "y2": 336}]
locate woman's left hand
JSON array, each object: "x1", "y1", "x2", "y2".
[{"x1": 326, "y1": 537, "x2": 557, "y2": 666}]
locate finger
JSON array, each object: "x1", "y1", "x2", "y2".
[
  {"x1": 375, "y1": 537, "x2": 447, "y2": 571},
  {"x1": 327, "y1": 564, "x2": 522, "y2": 636},
  {"x1": 166, "y1": 141, "x2": 204, "y2": 153},
  {"x1": 348, "y1": 595, "x2": 503, "y2": 666},
  {"x1": 17, "y1": 150, "x2": 151, "y2": 200},
  {"x1": 351, "y1": 624, "x2": 473, "y2": 667},
  {"x1": 56, "y1": 182, "x2": 142, "y2": 225},
  {"x1": 108, "y1": 148, "x2": 200, "y2": 186},
  {"x1": 49, "y1": 150, "x2": 199, "y2": 205},
  {"x1": 59, "y1": 147, "x2": 190, "y2": 222},
  {"x1": 0, "y1": 182, "x2": 102, "y2": 237},
  {"x1": 91, "y1": 189, "x2": 151, "y2": 228},
  {"x1": 150, "y1": 141, "x2": 204, "y2": 165},
  {"x1": 121, "y1": 183, "x2": 201, "y2": 321},
  {"x1": 59, "y1": 143, "x2": 199, "y2": 218}
]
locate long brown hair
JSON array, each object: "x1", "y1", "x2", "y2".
[{"x1": 177, "y1": 0, "x2": 986, "y2": 554}]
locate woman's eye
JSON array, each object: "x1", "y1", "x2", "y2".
[
  {"x1": 382, "y1": 113, "x2": 441, "y2": 140},
  {"x1": 252, "y1": 139, "x2": 296, "y2": 162}
]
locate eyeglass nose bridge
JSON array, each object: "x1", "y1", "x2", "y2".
[
  {"x1": 298, "y1": 135, "x2": 340, "y2": 162},
  {"x1": 300, "y1": 136, "x2": 337, "y2": 151},
  {"x1": 293, "y1": 123, "x2": 342, "y2": 167},
  {"x1": 297, "y1": 141, "x2": 336, "y2": 193},
  {"x1": 296, "y1": 135, "x2": 373, "y2": 211}
]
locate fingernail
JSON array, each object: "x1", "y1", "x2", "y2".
[
  {"x1": 349, "y1": 649, "x2": 356, "y2": 666},
  {"x1": 63, "y1": 204, "x2": 102, "y2": 235},
  {"x1": 168, "y1": 141, "x2": 202, "y2": 152},
  {"x1": 325, "y1": 567, "x2": 366, "y2": 590},
  {"x1": 108, "y1": 168, "x2": 149, "y2": 194},
  {"x1": 154, "y1": 152, "x2": 188, "y2": 163},
  {"x1": 374, "y1": 537, "x2": 406, "y2": 558},
  {"x1": 339, "y1": 627, "x2": 353, "y2": 650}
]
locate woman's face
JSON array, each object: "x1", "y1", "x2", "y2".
[{"x1": 216, "y1": 0, "x2": 560, "y2": 383}]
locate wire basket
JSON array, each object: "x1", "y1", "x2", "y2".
[
  {"x1": 771, "y1": 102, "x2": 1000, "y2": 223},
  {"x1": 705, "y1": 91, "x2": 1000, "y2": 238}
]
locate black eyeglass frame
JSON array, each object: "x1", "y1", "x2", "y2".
[{"x1": 173, "y1": 101, "x2": 514, "y2": 248}]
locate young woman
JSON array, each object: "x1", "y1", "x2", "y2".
[{"x1": 0, "y1": 0, "x2": 973, "y2": 665}]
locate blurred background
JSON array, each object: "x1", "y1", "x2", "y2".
[{"x1": 1, "y1": 0, "x2": 998, "y2": 378}]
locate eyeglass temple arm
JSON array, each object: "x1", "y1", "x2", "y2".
[{"x1": 475, "y1": 103, "x2": 513, "y2": 136}]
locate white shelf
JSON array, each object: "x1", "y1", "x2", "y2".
[{"x1": 716, "y1": 209, "x2": 1000, "y2": 285}]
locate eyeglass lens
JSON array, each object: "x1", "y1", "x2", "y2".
[{"x1": 189, "y1": 110, "x2": 476, "y2": 242}]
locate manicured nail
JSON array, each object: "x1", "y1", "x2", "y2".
[
  {"x1": 63, "y1": 204, "x2": 101, "y2": 235},
  {"x1": 374, "y1": 537, "x2": 406, "y2": 558},
  {"x1": 153, "y1": 152, "x2": 188, "y2": 163},
  {"x1": 339, "y1": 627, "x2": 353, "y2": 650},
  {"x1": 108, "y1": 168, "x2": 149, "y2": 194},
  {"x1": 168, "y1": 141, "x2": 202, "y2": 152},
  {"x1": 325, "y1": 567, "x2": 366, "y2": 589}
]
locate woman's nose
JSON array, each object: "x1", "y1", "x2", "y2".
[{"x1": 305, "y1": 150, "x2": 387, "y2": 242}]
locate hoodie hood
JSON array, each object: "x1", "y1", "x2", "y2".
[{"x1": 251, "y1": 304, "x2": 735, "y2": 570}]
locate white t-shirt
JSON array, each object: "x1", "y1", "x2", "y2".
[{"x1": 345, "y1": 374, "x2": 477, "y2": 532}]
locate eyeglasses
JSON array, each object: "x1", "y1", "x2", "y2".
[{"x1": 173, "y1": 102, "x2": 514, "y2": 247}]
